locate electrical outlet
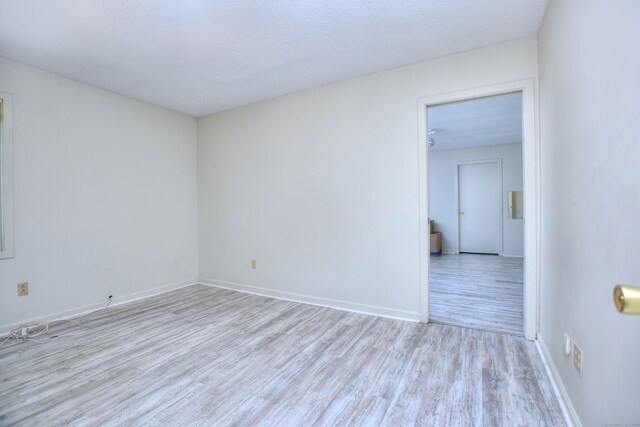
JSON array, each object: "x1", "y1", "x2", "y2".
[
  {"x1": 573, "y1": 342, "x2": 583, "y2": 377},
  {"x1": 563, "y1": 333, "x2": 572, "y2": 356},
  {"x1": 251, "y1": 259, "x2": 256, "y2": 269},
  {"x1": 17, "y1": 282, "x2": 29, "y2": 296}
]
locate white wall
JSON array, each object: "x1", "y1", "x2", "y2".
[
  {"x1": 429, "y1": 143, "x2": 523, "y2": 256},
  {"x1": 538, "y1": 0, "x2": 640, "y2": 425},
  {"x1": 197, "y1": 37, "x2": 538, "y2": 319},
  {"x1": 0, "y1": 57, "x2": 198, "y2": 331}
]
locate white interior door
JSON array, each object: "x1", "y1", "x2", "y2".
[{"x1": 458, "y1": 161, "x2": 501, "y2": 254}]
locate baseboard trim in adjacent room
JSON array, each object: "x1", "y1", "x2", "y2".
[
  {"x1": 535, "y1": 334, "x2": 582, "y2": 427},
  {"x1": 199, "y1": 278, "x2": 421, "y2": 322},
  {"x1": 0, "y1": 278, "x2": 197, "y2": 335},
  {"x1": 502, "y1": 254, "x2": 525, "y2": 258}
]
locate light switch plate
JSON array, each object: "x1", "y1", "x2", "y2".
[{"x1": 563, "y1": 333, "x2": 571, "y2": 356}]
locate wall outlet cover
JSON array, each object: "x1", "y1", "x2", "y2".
[
  {"x1": 17, "y1": 282, "x2": 29, "y2": 296},
  {"x1": 573, "y1": 342, "x2": 583, "y2": 377}
]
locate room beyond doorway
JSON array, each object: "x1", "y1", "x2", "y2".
[
  {"x1": 417, "y1": 80, "x2": 538, "y2": 339},
  {"x1": 426, "y1": 91, "x2": 525, "y2": 334}
]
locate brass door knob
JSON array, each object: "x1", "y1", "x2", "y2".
[{"x1": 613, "y1": 285, "x2": 640, "y2": 314}]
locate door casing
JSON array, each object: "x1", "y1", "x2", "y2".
[{"x1": 417, "y1": 79, "x2": 538, "y2": 340}]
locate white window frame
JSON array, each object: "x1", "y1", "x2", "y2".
[{"x1": 0, "y1": 92, "x2": 15, "y2": 259}]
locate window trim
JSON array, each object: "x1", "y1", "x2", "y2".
[{"x1": 0, "y1": 91, "x2": 14, "y2": 259}]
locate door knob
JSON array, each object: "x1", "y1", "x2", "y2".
[
  {"x1": 613, "y1": 285, "x2": 640, "y2": 314},
  {"x1": 459, "y1": 211, "x2": 464, "y2": 215}
]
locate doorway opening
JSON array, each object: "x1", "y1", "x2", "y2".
[{"x1": 417, "y1": 81, "x2": 538, "y2": 339}]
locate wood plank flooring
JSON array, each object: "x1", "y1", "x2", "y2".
[
  {"x1": 0, "y1": 284, "x2": 564, "y2": 426},
  {"x1": 430, "y1": 254, "x2": 524, "y2": 334}
]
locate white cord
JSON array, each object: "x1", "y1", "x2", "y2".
[
  {"x1": 0, "y1": 296, "x2": 110, "y2": 348},
  {"x1": 0, "y1": 323, "x2": 49, "y2": 348}
]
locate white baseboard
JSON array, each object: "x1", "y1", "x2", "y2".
[
  {"x1": 1, "y1": 278, "x2": 197, "y2": 335},
  {"x1": 441, "y1": 250, "x2": 457, "y2": 255},
  {"x1": 199, "y1": 278, "x2": 420, "y2": 322},
  {"x1": 502, "y1": 254, "x2": 524, "y2": 258},
  {"x1": 535, "y1": 334, "x2": 582, "y2": 427}
]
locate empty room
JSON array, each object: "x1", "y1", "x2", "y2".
[
  {"x1": 0, "y1": 1, "x2": 638, "y2": 426},
  {"x1": 427, "y1": 93, "x2": 525, "y2": 335}
]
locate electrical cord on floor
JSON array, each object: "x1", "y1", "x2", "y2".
[
  {"x1": 0, "y1": 295, "x2": 112, "y2": 348},
  {"x1": 0, "y1": 323, "x2": 49, "y2": 348}
]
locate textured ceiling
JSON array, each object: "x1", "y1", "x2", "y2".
[
  {"x1": 428, "y1": 92, "x2": 522, "y2": 151},
  {"x1": 0, "y1": 1, "x2": 547, "y2": 117}
]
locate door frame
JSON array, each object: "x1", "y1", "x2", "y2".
[
  {"x1": 455, "y1": 159, "x2": 503, "y2": 256},
  {"x1": 417, "y1": 79, "x2": 538, "y2": 340}
]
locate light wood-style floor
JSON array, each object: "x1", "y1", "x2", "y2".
[
  {"x1": 0, "y1": 285, "x2": 563, "y2": 426},
  {"x1": 430, "y1": 254, "x2": 524, "y2": 334}
]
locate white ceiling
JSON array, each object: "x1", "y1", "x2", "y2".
[
  {"x1": 0, "y1": 1, "x2": 547, "y2": 117},
  {"x1": 427, "y1": 92, "x2": 522, "y2": 151}
]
